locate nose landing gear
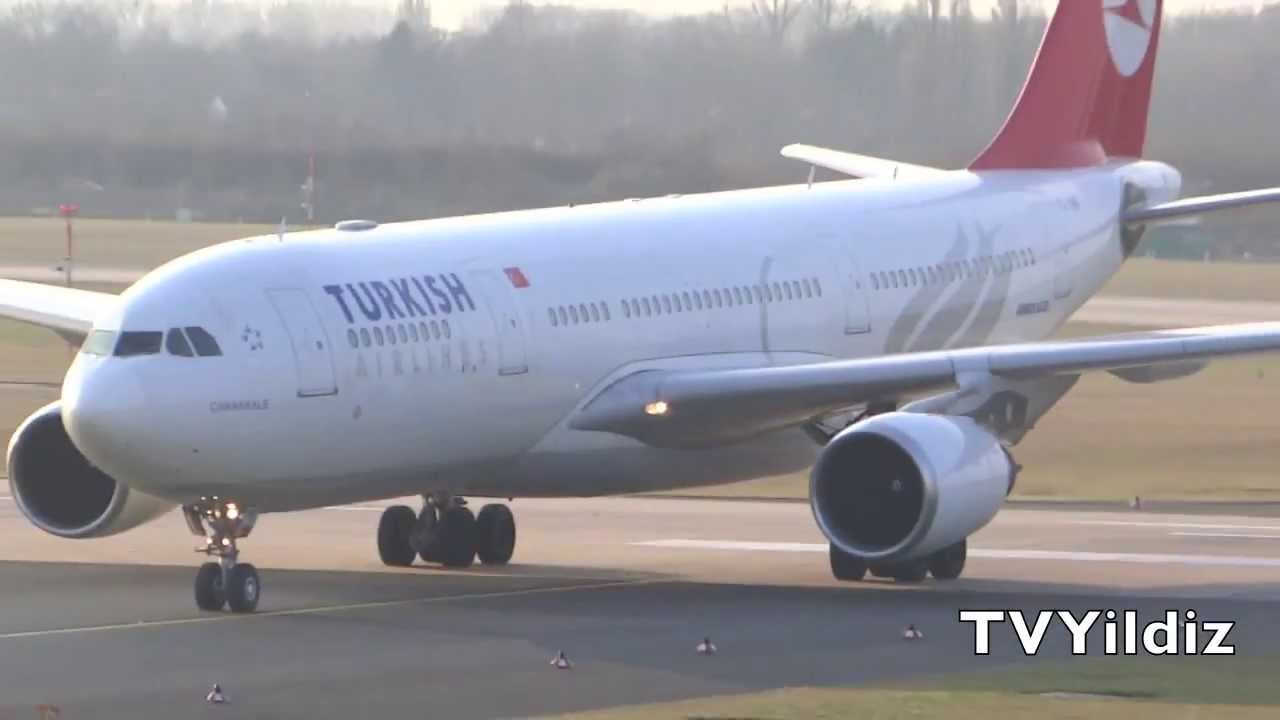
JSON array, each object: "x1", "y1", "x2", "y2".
[{"x1": 184, "y1": 498, "x2": 261, "y2": 613}]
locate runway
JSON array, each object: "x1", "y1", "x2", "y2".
[{"x1": 2, "y1": 495, "x2": 1280, "y2": 719}]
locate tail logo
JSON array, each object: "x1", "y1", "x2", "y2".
[{"x1": 1103, "y1": 0, "x2": 1156, "y2": 77}]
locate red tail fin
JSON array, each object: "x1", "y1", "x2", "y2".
[{"x1": 970, "y1": 0, "x2": 1163, "y2": 171}]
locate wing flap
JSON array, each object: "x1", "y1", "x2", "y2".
[
  {"x1": 0, "y1": 279, "x2": 116, "y2": 340},
  {"x1": 1124, "y1": 187, "x2": 1280, "y2": 225},
  {"x1": 780, "y1": 144, "x2": 943, "y2": 180},
  {"x1": 571, "y1": 323, "x2": 1280, "y2": 448}
]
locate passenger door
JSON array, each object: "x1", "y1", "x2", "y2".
[
  {"x1": 468, "y1": 269, "x2": 529, "y2": 376},
  {"x1": 822, "y1": 232, "x2": 872, "y2": 335},
  {"x1": 266, "y1": 288, "x2": 339, "y2": 397}
]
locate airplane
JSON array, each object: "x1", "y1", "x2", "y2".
[{"x1": 5, "y1": 0, "x2": 1280, "y2": 613}]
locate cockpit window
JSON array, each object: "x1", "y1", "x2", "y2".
[
  {"x1": 165, "y1": 329, "x2": 194, "y2": 357},
  {"x1": 184, "y1": 327, "x2": 222, "y2": 357},
  {"x1": 114, "y1": 331, "x2": 163, "y2": 357},
  {"x1": 81, "y1": 330, "x2": 117, "y2": 356}
]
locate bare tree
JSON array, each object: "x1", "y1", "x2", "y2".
[
  {"x1": 752, "y1": 0, "x2": 801, "y2": 42},
  {"x1": 809, "y1": 0, "x2": 855, "y2": 34}
]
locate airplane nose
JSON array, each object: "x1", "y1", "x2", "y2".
[{"x1": 62, "y1": 358, "x2": 149, "y2": 466}]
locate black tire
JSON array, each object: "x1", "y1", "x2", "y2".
[
  {"x1": 475, "y1": 504, "x2": 516, "y2": 565},
  {"x1": 412, "y1": 506, "x2": 442, "y2": 564},
  {"x1": 437, "y1": 505, "x2": 477, "y2": 568},
  {"x1": 195, "y1": 562, "x2": 226, "y2": 611},
  {"x1": 226, "y1": 563, "x2": 261, "y2": 613},
  {"x1": 928, "y1": 539, "x2": 967, "y2": 580},
  {"x1": 828, "y1": 544, "x2": 867, "y2": 581},
  {"x1": 889, "y1": 561, "x2": 928, "y2": 583},
  {"x1": 377, "y1": 505, "x2": 417, "y2": 567}
]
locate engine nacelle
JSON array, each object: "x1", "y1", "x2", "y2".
[
  {"x1": 810, "y1": 412, "x2": 1014, "y2": 564},
  {"x1": 7, "y1": 402, "x2": 173, "y2": 538}
]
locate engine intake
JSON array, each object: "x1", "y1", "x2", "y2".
[
  {"x1": 810, "y1": 412, "x2": 1013, "y2": 563},
  {"x1": 7, "y1": 402, "x2": 172, "y2": 538}
]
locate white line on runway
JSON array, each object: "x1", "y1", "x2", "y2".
[
  {"x1": 632, "y1": 539, "x2": 1280, "y2": 568},
  {"x1": 1066, "y1": 520, "x2": 1280, "y2": 531},
  {"x1": 322, "y1": 505, "x2": 383, "y2": 512},
  {"x1": 0, "y1": 578, "x2": 666, "y2": 641},
  {"x1": 1170, "y1": 532, "x2": 1280, "y2": 539}
]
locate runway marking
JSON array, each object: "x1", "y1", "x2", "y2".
[
  {"x1": 322, "y1": 505, "x2": 384, "y2": 512},
  {"x1": 1171, "y1": 532, "x2": 1280, "y2": 539},
  {"x1": 1067, "y1": 520, "x2": 1280, "y2": 531},
  {"x1": 632, "y1": 539, "x2": 1280, "y2": 568},
  {"x1": 0, "y1": 578, "x2": 665, "y2": 642}
]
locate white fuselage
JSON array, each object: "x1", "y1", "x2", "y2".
[{"x1": 61, "y1": 161, "x2": 1181, "y2": 511}]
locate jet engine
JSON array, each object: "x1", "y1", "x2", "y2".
[
  {"x1": 7, "y1": 402, "x2": 173, "y2": 538},
  {"x1": 810, "y1": 412, "x2": 1014, "y2": 565}
]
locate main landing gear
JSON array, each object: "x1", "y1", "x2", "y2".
[
  {"x1": 829, "y1": 538, "x2": 968, "y2": 584},
  {"x1": 378, "y1": 496, "x2": 516, "y2": 569},
  {"x1": 184, "y1": 498, "x2": 261, "y2": 613}
]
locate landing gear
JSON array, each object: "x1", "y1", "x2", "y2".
[
  {"x1": 927, "y1": 539, "x2": 967, "y2": 580},
  {"x1": 377, "y1": 497, "x2": 516, "y2": 569},
  {"x1": 870, "y1": 560, "x2": 928, "y2": 583},
  {"x1": 184, "y1": 498, "x2": 260, "y2": 613},
  {"x1": 829, "y1": 544, "x2": 868, "y2": 581},
  {"x1": 475, "y1": 503, "x2": 516, "y2": 565},
  {"x1": 377, "y1": 505, "x2": 417, "y2": 567},
  {"x1": 830, "y1": 539, "x2": 968, "y2": 584}
]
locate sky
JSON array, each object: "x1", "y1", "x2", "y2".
[{"x1": 427, "y1": 0, "x2": 1268, "y2": 31}]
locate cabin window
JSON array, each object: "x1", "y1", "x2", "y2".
[
  {"x1": 385, "y1": 325, "x2": 396, "y2": 345},
  {"x1": 345, "y1": 329, "x2": 358, "y2": 350},
  {"x1": 662, "y1": 295, "x2": 672, "y2": 314},
  {"x1": 398, "y1": 325, "x2": 408, "y2": 344},
  {"x1": 409, "y1": 323, "x2": 420, "y2": 342},
  {"x1": 602, "y1": 302, "x2": 611, "y2": 321},
  {"x1": 361, "y1": 328, "x2": 371, "y2": 347},
  {"x1": 622, "y1": 301, "x2": 631, "y2": 319},
  {"x1": 373, "y1": 327, "x2": 385, "y2": 346},
  {"x1": 183, "y1": 327, "x2": 222, "y2": 356},
  {"x1": 81, "y1": 329, "x2": 117, "y2": 356},
  {"x1": 549, "y1": 308, "x2": 558, "y2": 326},
  {"x1": 442, "y1": 320, "x2": 451, "y2": 339},
  {"x1": 166, "y1": 328, "x2": 195, "y2": 357}
]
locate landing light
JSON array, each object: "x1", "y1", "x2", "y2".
[
  {"x1": 645, "y1": 401, "x2": 669, "y2": 417},
  {"x1": 226, "y1": 504, "x2": 240, "y2": 520}
]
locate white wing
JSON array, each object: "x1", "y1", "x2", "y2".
[
  {"x1": 0, "y1": 279, "x2": 118, "y2": 340},
  {"x1": 571, "y1": 323, "x2": 1280, "y2": 448},
  {"x1": 780, "y1": 144, "x2": 944, "y2": 180}
]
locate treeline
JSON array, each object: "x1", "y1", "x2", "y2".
[{"x1": 1, "y1": 1, "x2": 1279, "y2": 253}]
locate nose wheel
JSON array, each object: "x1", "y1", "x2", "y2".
[{"x1": 185, "y1": 498, "x2": 261, "y2": 613}]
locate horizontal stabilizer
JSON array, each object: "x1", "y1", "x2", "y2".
[
  {"x1": 780, "y1": 144, "x2": 942, "y2": 180},
  {"x1": 1124, "y1": 187, "x2": 1280, "y2": 225}
]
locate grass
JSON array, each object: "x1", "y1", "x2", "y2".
[
  {"x1": 549, "y1": 656, "x2": 1280, "y2": 719},
  {"x1": 0, "y1": 216, "x2": 281, "y2": 270},
  {"x1": 1099, "y1": 257, "x2": 1280, "y2": 303}
]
